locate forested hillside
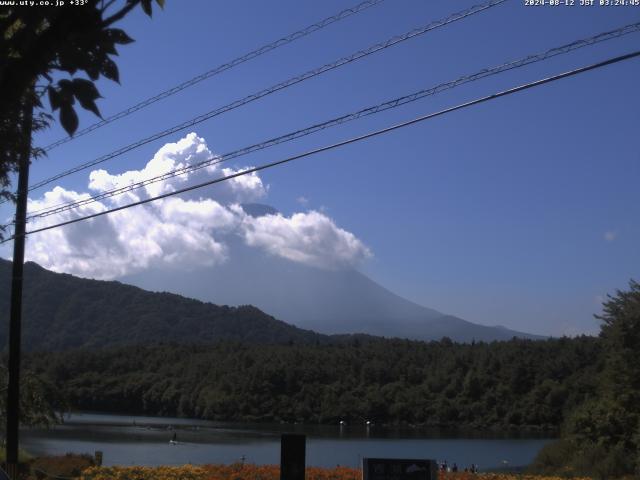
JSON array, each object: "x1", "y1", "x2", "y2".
[
  {"x1": 530, "y1": 281, "x2": 640, "y2": 478},
  {"x1": 1, "y1": 259, "x2": 541, "y2": 347},
  {"x1": 0, "y1": 260, "x2": 325, "y2": 350},
  {"x1": 27, "y1": 336, "x2": 600, "y2": 429}
]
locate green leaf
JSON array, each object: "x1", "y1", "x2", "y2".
[
  {"x1": 141, "y1": 0, "x2": 153, "y2": 16},
  {"x1": 57, "y1": 45, "x2": 81, "y2": 75},
  {"x1": 85, "y1": 62, "x2": 101, "y2": 81},
  {"x1": 57, "y1": 79, "x2": 73, "y2": 91},
  {"x1": 59, "y1": 103, "x2": 79, "y2": 136},
  {"x1": 72, "y1": 78, "x2": 101, "y2": 101},
  {"x1": 47, "y1": 86, "x2": 61, "y2": 111},
  {"x1": 57, "y1": 80, "x2": 76, "y2": 104},
  {"x1": 106, "y1": 28, "x2": 134, "y2": 45},
  {"x1": 99, "y1": 38, "x2": 118, "y2": 56},
  {"x1": 100, "y1": 57, "x2": 119, "y2": 83},
  {"x1": 78, "y1": 98, "x2": 101, "y2": 118},
  {"x1": 72, "y1": 79, "x2": 102, "y2": 118}
]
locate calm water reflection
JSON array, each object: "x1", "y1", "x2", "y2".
[{"x1": 22, "y1": 413, "x2": 553, "y2": 469}]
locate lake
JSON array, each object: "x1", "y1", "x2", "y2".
[{"x1": 21, "y1": 413, "x2": 553, "y2": 470}]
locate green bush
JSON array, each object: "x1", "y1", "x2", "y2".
[
  {"x1": 528, "y1": 438, "x2": 576, "y2": 477},
  {"x1": 530, "y1": 437, "x2": 636, "y2": 479}
]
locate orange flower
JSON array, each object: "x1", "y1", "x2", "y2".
[{"x1": 77, "y1": 463, "x2": 593, "y2": 480}]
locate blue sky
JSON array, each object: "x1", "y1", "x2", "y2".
[{"x1": 2, "y1": 0, "x2": 639, "y2": 336}]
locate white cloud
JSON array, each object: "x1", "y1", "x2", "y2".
[
  {"x1": 20, "y1": 133, "x2": 370, "y2": 279},
  {"x1": 240, "y1": 210, "x2": 372, "y2": 270},
  {"x1": 604, "y1": 231, "x2": 617, "y2": 242},
  {"x1": 220, "y1": 167, "x2": 268, "y2": 203},
  {"x1": 296, "y1": 196, "x2": 309, "y2": 206},
  {"x1": 26, "y1": 191, "x2": 231, "y2": 280},
  {"x1": 88, "y1": 132, "x2": 267, "y2": 204}
]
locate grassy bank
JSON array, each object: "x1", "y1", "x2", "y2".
[
  {"x1": 78, "y1": 465, "x2": 595, "y2": 480},
  {"x1": 0, "y1": 447, "x2": 33, "y2": 463},
  {"x1": 19, "y1": 460, "x2": 599, "y2": 480}
]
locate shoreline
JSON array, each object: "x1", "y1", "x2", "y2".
[{"x1": 47, "y1": 410, "x2": 560, "y2": 439}]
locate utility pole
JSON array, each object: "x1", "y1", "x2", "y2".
[{"x1": 5, "y1": 93, "x2": 33, "y2": 480}]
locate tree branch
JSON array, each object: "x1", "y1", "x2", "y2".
[
  {"x1": 100, "y1": 0, "x2": 118, "y2": 13},
  {"x1": 102, "y1": 1, "x2": 139, "y2": 27}
]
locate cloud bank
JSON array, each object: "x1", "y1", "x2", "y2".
[{"x1": 18, "y1": 133, "x2": 371, "y2": 279}]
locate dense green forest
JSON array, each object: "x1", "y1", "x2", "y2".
[
  {"x1": 27, "y1": 336, "x2": 600, "y2": 430},
  {"x1": 530, "y1": 281, "x2": 640, "y2": 478},
  {"x1": 3, "y1": 258, "x2": 638, "y2": 477}
]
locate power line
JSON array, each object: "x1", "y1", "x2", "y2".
[
  {"x1": 26, "y1": 0, "x2": 507, "y2": 193},
  {"x1": 31, "y1": 0, "x2": 505, "y2": 190},
  {"x1": 4, "y1": 49, "x2": 637, "y2": 244},
  {"x1": 22, "y1": 22, "x2": 640, "y2": 221},
  {"x1": 41, "y1": 0, "x2": 386, "y2": 152}
]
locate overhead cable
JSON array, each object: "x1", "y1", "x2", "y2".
[
  {"x1": 23, "y1": 21, "x2": 640, "y2": 221},
  {"x1": 41, "y1": 0, "x2": 387, "y2": 152},
  {"x1": 3, "y1": 49, "x2": 637, "y2": 244},
  {"x1": 26, "y1": 0, "x2": 507, "y2": 193}
]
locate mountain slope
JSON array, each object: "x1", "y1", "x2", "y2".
[
  {"x1": 0, "y1": 259, "x2": 326, "y2": 351},
  {"x1": 122, "y1": 233, "x2": 543, "y2": 342}
]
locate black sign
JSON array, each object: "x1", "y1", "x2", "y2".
[
  {"x1": 363, "y1": 458, "x2": 438, "y2": 480},
  {"x1": 280, "y1": 434, "x2": 306, "y2": 480}
]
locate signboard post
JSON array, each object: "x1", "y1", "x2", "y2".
[
  {"x1": 362, "y1": 458, "x2": 438, "y2": 480},
  {"x1": 280, "y1": 434, "x2": 306, "y2": 480}
]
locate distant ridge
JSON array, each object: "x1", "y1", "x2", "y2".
[
  {"x1": 0, "y1": 259, "x2": 327, "y2": 351},
  {"x1": 121, "y1": 209, "x2": 544, "y2": 343},
  {"x1": 241, "y1": 203, "x2": 279, "y2": 217},
  {"x1": 1, "y1": 253, "x2": 543, "y2": 349}
]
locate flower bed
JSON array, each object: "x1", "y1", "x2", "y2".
[{"x1": 78, "y1": 464, "x2": 594, "y2": 480}]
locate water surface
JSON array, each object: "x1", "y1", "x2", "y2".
[{"x1": 22, "y1": 413, "x2": 552, "y2": 470}]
